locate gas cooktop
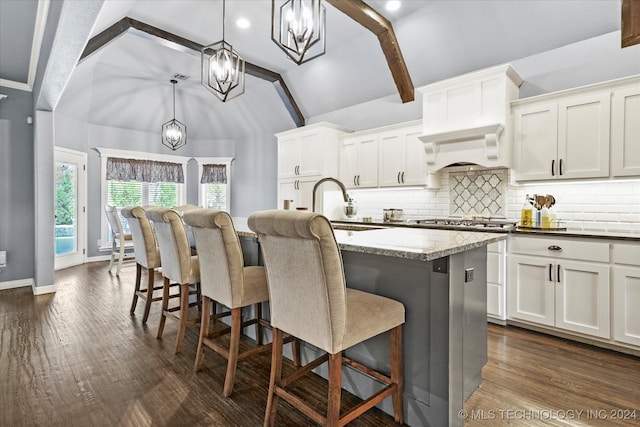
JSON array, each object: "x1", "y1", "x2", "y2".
[{"x1": 412, "y1": 218, "x2": 518, "y2": 230}]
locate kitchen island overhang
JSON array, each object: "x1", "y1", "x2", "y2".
[{"x1": 235, "y1": 219, "x2": 506, "y2": 427}]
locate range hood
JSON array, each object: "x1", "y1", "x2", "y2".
[{"x1": 417, "y1": 64, "x2": 523, "y2": 173}]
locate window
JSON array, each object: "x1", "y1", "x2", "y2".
[
  {"x1": 197, "y1": 158, "x2": 233, "y2": 212},
  {"x1": 97, "y1": 148, "x2": 188, "y2": 249}
]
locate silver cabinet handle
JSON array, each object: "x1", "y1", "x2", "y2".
[{"x1": 548, "y1": 245, "x2": 562, "y2": 251}]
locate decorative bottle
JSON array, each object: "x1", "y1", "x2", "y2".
[{"x1": 520, "y1": 195, "x2": 533, "y2": 228}]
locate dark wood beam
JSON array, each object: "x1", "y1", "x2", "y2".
[
  {"x1": 327, "y1": 0, "x2": 414, "y2": 103},
  {"x1": 622, "y1": 0, "x2": 640, "y2": 48},
  {"x1": 79, "y1": 18, "x2": 305, "y2": 127}
]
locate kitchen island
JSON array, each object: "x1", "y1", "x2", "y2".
[{"x1": 234, "y1": 218, "x2": 506, "y2": 427}]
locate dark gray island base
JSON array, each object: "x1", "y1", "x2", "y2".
[{"x1": 237, "y1": 221, "x2": 505, "y2": 427}]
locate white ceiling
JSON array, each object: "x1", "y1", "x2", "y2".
[{"x1": 1, "y1": 0, "x2": 624, "y2": 140}]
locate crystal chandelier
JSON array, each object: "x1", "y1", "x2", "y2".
[
  {"x1": 271, "y1": 0, "x2": 326, "y2": 65},
  {"x1": 201, "y1": 0, "x2": 245, "y2": 102},
  {"x1": 162, "y1": 79, "x2": 187, "y2": 151}
]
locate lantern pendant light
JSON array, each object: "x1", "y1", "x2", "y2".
[
  {"x1": 201, "y1": 0, "x2": 245, "y2": 102},
  {"x1": 162, "y1": 79, "x2": 187, "y2": 151},
  {"x1": 271, "y1": 0, "x2": 326, "y2": 65}
]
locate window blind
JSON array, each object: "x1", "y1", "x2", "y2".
[{"x1": 106, "y1": 157, "x2": 184, "y2": 183}]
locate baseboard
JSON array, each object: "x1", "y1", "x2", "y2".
[
  {"x1": 0, "y1": 277, "x2": 34, "y2": 291},
  {"x1": 32, "y1": 283, "x2": 57, "y2": 295}
]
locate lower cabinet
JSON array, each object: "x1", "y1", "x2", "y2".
[
  {"x1": 612, "y1": 243, "x2": 640, "y2": 347},
  {"x1": 507, "y1": 236, "x2": 610, "y2": 339},
  {"x1": 487, "y1": 241, "x2": 506, "y2": 322}
]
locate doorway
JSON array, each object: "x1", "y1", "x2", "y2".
[{"x1": 54, "y1": 147, "x2": 86, "y2": 270}]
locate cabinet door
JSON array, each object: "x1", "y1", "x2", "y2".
[
  {"x1": 487, "y1": 251, "x2": 503, "y2": 319},
  {"x1": 298, "y1": 132, "x2": 323, "y2": 177},
  {"x1": 278, "y1": 179, "x2": 298, "y2": 209},
  {"x1": 378, "y1": 132, "x2": 403, "y2": 187},
  {"x1": 278, "y1": 138, "x2": 299, "y2": 178},
  {"x1": 611, "y1": 85, "x2": 640, "y2": 177},
  {"x1": 513, "y1": 102, "x2": 558, "y2": 181},
  {"x1": 340, "y1": 138, "x2": 359, "y2": 188},
  {"x1": 402, "y1": 127, "x2": 427, "y2": 186},
  {"x1": 297, "y1": 178, "x2": 317, "y2": 211},
  {"x1": 557, "y1": 92, "x2": 610, "y2": 179},
  {"x1": 555, "y1": 260, "x2": 610, "y2": 338},
  {"x1": 613, "y1": 266, "x2": 640, "y2": 346},
  {"x1": 356, "y1": 135, "x2": 379, "y2": 188},
  {"x1": 507, "y1": 255, "x2": 555, "y2": 326}
]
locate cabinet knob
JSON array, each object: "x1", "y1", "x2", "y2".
[{"x1": 548, "y1": 245, "x2": 562, "y2": 251}]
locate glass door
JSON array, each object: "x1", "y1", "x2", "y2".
[{"x1": 54, "y1": 148, "x2": 86, "y2": 270}]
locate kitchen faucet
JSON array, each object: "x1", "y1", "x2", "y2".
[{"x1": 312, "y1": 177, "x2": 350, "y2": 213}]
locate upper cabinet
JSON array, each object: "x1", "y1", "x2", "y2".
[
  {"x1": 340, "y1": 133, "x2": 379, "y2": 188},
  {"x1": 512, "y1": 75, "x2": 640, "y2": 182},
  {"x1": 277, "y1": 122, "x2": 351, "y2": 180},
  {"x1": 276, "y1": 122, "x2": 351, "y2": 208},
  {"x1": 611, "y1": 82, "x2": 640, "y2": 177},
  {"x1": 513, "y1": 92, "x2": 611, "y2": 181},
  {"x1": 378, "y1": 122, "x2": 428, "y2": 187}
]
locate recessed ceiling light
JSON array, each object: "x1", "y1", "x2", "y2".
[
  {"x1": 236, "y1": 18, "x2": 250, "y2": 29},
  {"x1": 385, "y1": 1, "x2": 401, "y2": 12}
]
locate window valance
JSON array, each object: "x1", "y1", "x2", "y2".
[
  {"x1": 106, "y1": 157, "x2": 185, "y2": 183},
  {"x1": 200, "y1": 164, "x2": 227, "y2": 184}
]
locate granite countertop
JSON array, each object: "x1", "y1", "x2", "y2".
[{"x1": 233, "y1": 217, "x2": 505, "y2": 261}]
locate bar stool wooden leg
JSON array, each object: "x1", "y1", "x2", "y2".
[
  {"x1": 264, "y1": 328, "x2": 283, "y2": 427},
  {"x1": 327, "y1": 352, "x2": 343, "y2": 427},
  {"x1": 194, "y1": 297, "x2": 211, "y2": 371},
  {"x1": 157, "y1": 277, "x2": 170, "y2": 339},
  {"x1": 223, "y1": 307, "x2": 242, "y2": 397},
  {"x1": 254, "y1": 303, "x2": 262, "y2": 346},
  {"x1": 291, "y1": 338, "x2": 301, "y2": 367},
  {"x1": 391, "y1": 325, "x2": 404, "y2": 424},
  {"x1": 175, "y1": 282, "x2": 190, "y2": 354},
  {"x1": 141, "y1": 267, "x2": 154, "y2": 324},
  {"x1": 130, "y1": 263, "x2": 142, "y2": 315}
]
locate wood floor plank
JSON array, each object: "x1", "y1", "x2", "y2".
[{"x1": 1, "y1": 262, "x2": 639, "y2": 426}]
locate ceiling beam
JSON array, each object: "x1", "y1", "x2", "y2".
[
  {"x1": 79, "y1": 17, "x2": 305, "y2": 127},
  {"x1": 622, "y1": 0, "x2": 640, "y2": 48},
  {"x1": 327, "y1": 0, "x2": 414, "y2": 103}
]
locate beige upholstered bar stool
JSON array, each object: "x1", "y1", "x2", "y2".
[
  {"x1": 104, "y1": 204, "x2": 133, "y2": 275},
  {"x1": 248, "y1": 210, "x2": 405, "y2": 427},
  {"x1": 120, "y1": 206, "x2": 163, "y2": 323},
  {"x1": 183, "y1": 209, "x2": 276, "y2": 397},
  {"x1": 145, "y1": 207, "x2": 201, "y2": 354}
]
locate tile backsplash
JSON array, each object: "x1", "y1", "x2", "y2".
[{"x1": 349, "y1": 169, "x2": 640, "y2": 232}]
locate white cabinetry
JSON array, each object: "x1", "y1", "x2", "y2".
[
  {"x1": 513, "y1": 91, "x2": 610, "y2": 181},
  {"x1": 612, "y1": 243, "x2": 640, "y2": 347},
  {"x1": 611, "y1": 79, "x2": 640, "y2": 177},
  {"x1": 508, "y1": 236, "x2": 610, "y2": 339},
  {"x1": 378, "y1": 122, "x2": 429, "y2": 187},
  {"x1": 276, "y1": 122, "x2": 351, "y2": 209},
  {"x1": 340, "y1": 134, "x2": 379, "y2": 189},
  {"x1": 487, "y1": 240, "x2": 507, "y2": 323}
]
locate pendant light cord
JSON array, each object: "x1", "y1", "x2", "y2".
[
  {"x1": 172, "y1": 81, "x2": 176, "y2": 119},
  {"x1": 222, "y1": 0, "x2": 226, "y2": 41}
]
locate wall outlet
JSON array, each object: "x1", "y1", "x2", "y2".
[
  {"x1": 465, "y1": 268, "x2": 474, "y2": 283},
  {"x1": 0, "y1": 250, "x2": 6, "y2": 266}
]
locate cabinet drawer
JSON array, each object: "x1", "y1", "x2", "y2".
[
  {"x1": 612, "y1": 243, "x2": 640, "y2": 266},
  {"x1": 510, "y1": 236, "x2": 609, "y2": 263}
]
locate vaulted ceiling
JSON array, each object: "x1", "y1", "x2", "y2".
[{"x1": 0, "y1": 0, "x2": 628, "y2": 141}]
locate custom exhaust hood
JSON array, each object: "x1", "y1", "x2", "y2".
[{"x1": 417, "y1": 64, "x2": 523, "y2": 173}]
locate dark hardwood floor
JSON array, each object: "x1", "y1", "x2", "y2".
[{"x1": 1, "y1": 261, "x2": 639, "y2": 426}]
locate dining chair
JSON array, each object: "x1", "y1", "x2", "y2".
[
  {"x1": 183, "y1": 209, "x2": 289, "y2": 397},
  {"x1": 145, "y1": 207, "x2": 201, "y2": 354},
  {"x1": 104, "y1": 204, "x2": 133, "y2": 276},
  {"x1": 248, "y1": 210, "x2": 405, "y2": 427},
  {"x1": 120, "y1": 206, "x2": 164, "y2": 323}
]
